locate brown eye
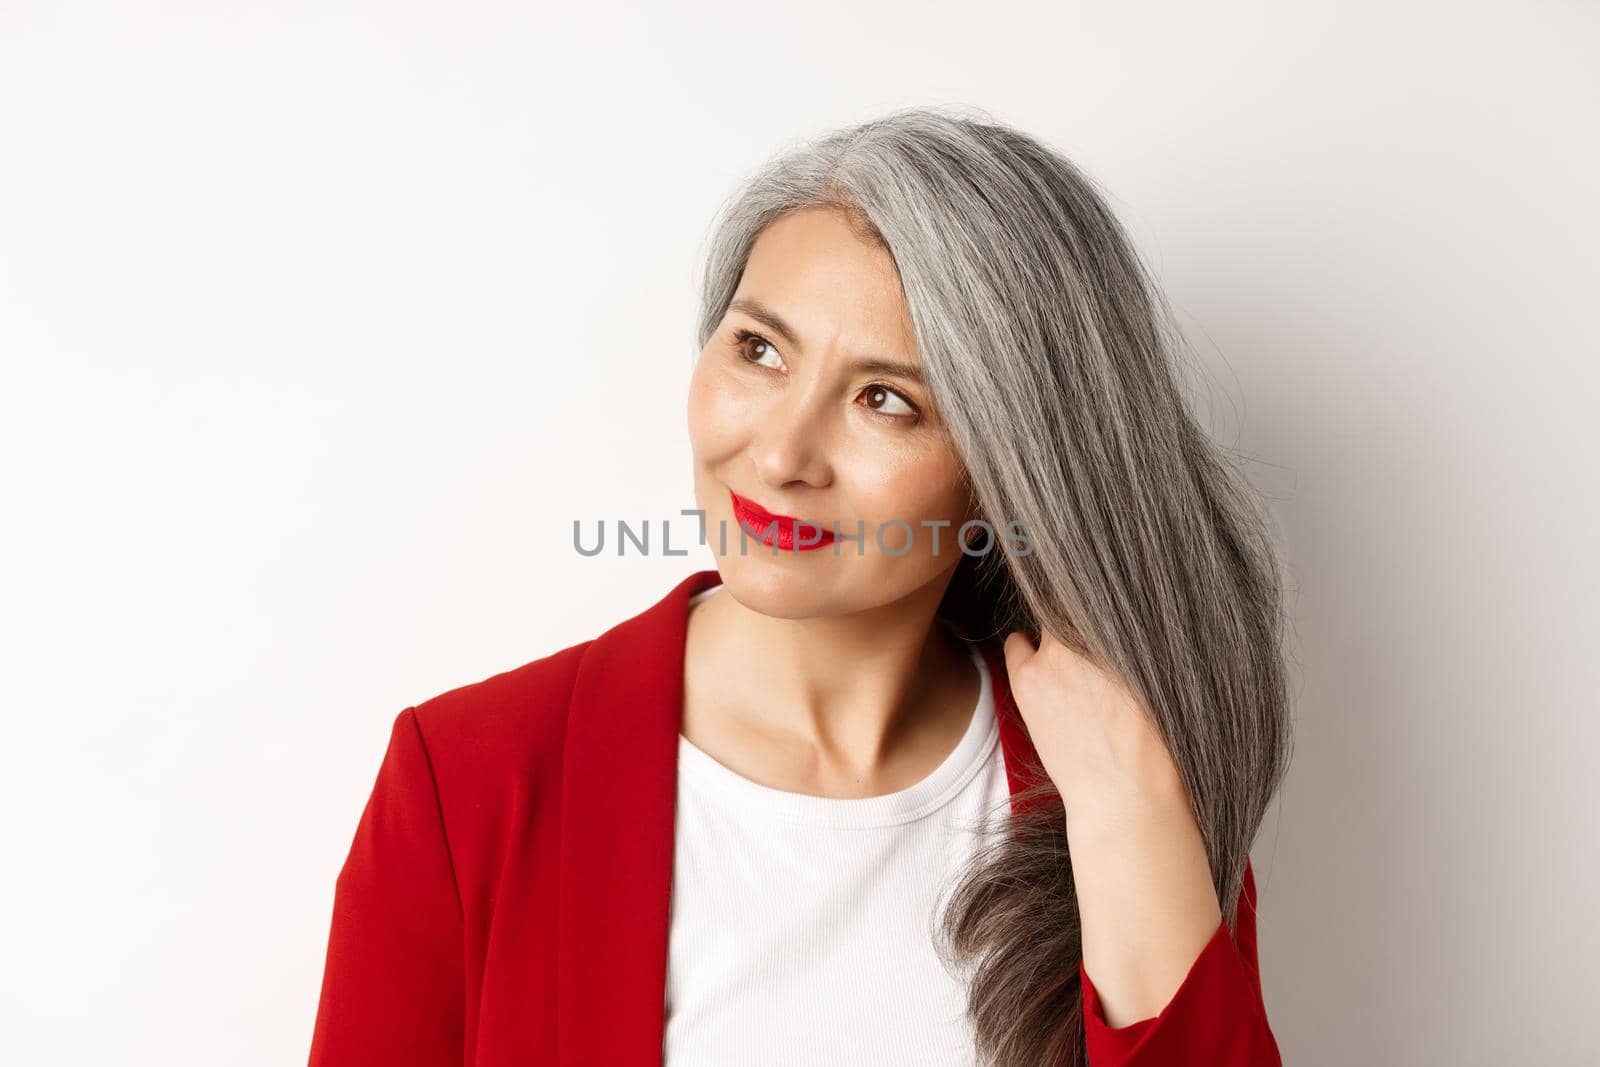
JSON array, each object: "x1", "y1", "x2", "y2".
[
  {"x1": 861, "y1": 384, "x2": 917, "y2": 418},
  {"x1": 732, "y1": 328, "x2": 784, "y2": 370}
]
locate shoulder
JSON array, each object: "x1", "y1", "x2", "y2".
[
  {"x1": 392, "y1": 568, "x2": 704, "y2": 799},
  {"x1": 404, "y1": 636, "x2": 594, "y2": 782}
]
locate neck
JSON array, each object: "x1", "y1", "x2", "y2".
[{"x1": 682, "y1": 569, "x2": 979, "y2": 790}]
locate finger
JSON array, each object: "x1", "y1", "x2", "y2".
[
  {"x1": 1034, "y1": 624, "x2": 1090, "y2": 669},
  {"x1": 1003, "y1": 628, "x2": 1038, "y2": 674},
  {"x1": 1036, "y1": 626, "x2": 1067, "y2": 654}
]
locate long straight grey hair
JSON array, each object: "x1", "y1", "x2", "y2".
[{"x1": 691, "y1": 105, "x2": 1294, "y2": 1067}]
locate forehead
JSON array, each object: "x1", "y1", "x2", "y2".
[{"x1": 734, "y1": 207, "x2": 917, "y2": 359}]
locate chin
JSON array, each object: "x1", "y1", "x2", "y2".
[{"x1": 713, "y1": 551, "x2": 845, "y2": 620}]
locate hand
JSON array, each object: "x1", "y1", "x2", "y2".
[
  {"x1": 1001, "y1": 627, "x2": 1189, "y2": 828},
  {"x1": 1002, "y1": 626, "x2": 1223, "y2": 1027}
]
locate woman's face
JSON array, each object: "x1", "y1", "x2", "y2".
[{"x1": 687, "y1": 205, "x2": 976, "y2": 619}]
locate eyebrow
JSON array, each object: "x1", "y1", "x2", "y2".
[{"x1": 727, "y1": 297, "x2": 924, "y2": 385}]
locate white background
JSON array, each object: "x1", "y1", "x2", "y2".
[{"x1": 2, "y1": 2, "x2": 1595, "y2": 1064}]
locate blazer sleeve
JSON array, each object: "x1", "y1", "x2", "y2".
[
  {"x1": 1077, "y1": 859, "x2": 1281, "y2": 1066},
  {"x1": 308, "y1": 707, "x2": 467, "y2": 1066}
]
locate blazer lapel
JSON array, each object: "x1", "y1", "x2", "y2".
[
  {"x1": 555, "y1": 568, "x2": 1047, "y2": 1065},
  {"x1": 556, "y1": 568, "x2": 715, "y2": 1065}
]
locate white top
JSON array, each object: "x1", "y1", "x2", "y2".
[{"x1": 663, "y1": 586, "x2": 1013, "y2": 1066}]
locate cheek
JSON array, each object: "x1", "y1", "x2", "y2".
[
  {"x1": 686, "y1": 357, "x2": 746, "y2": 457},
  {"x1": 850, "y1": 447, "x2": 970, "y2": 528}
]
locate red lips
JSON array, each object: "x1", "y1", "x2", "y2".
[{"x1": 729, "y1": 489, "x2": 836, "y2": 552}]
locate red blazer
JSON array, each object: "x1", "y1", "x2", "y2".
[{"x1": 308, "y1": 567, "x2": 1281, "y2": 1066}]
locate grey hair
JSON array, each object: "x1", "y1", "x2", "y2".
[{"x1": 692, "y1": 104, "x2": 1294, "y2": 1067}]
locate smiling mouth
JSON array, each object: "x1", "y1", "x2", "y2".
[{"x1": 728, "y1": 489, "x2": 837, "y2": 552}]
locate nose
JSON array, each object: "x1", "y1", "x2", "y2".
[{"x1": 748, "y1": 384, "x2": 834, "y2": 490}]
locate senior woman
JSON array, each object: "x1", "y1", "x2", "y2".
[{"x1": 308, "y1": 105, "x2": 1290, "y2": 1067}]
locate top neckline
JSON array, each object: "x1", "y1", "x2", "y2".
[{"x1": 677, "y1": 585, "x2": 999, "y2": 828}]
